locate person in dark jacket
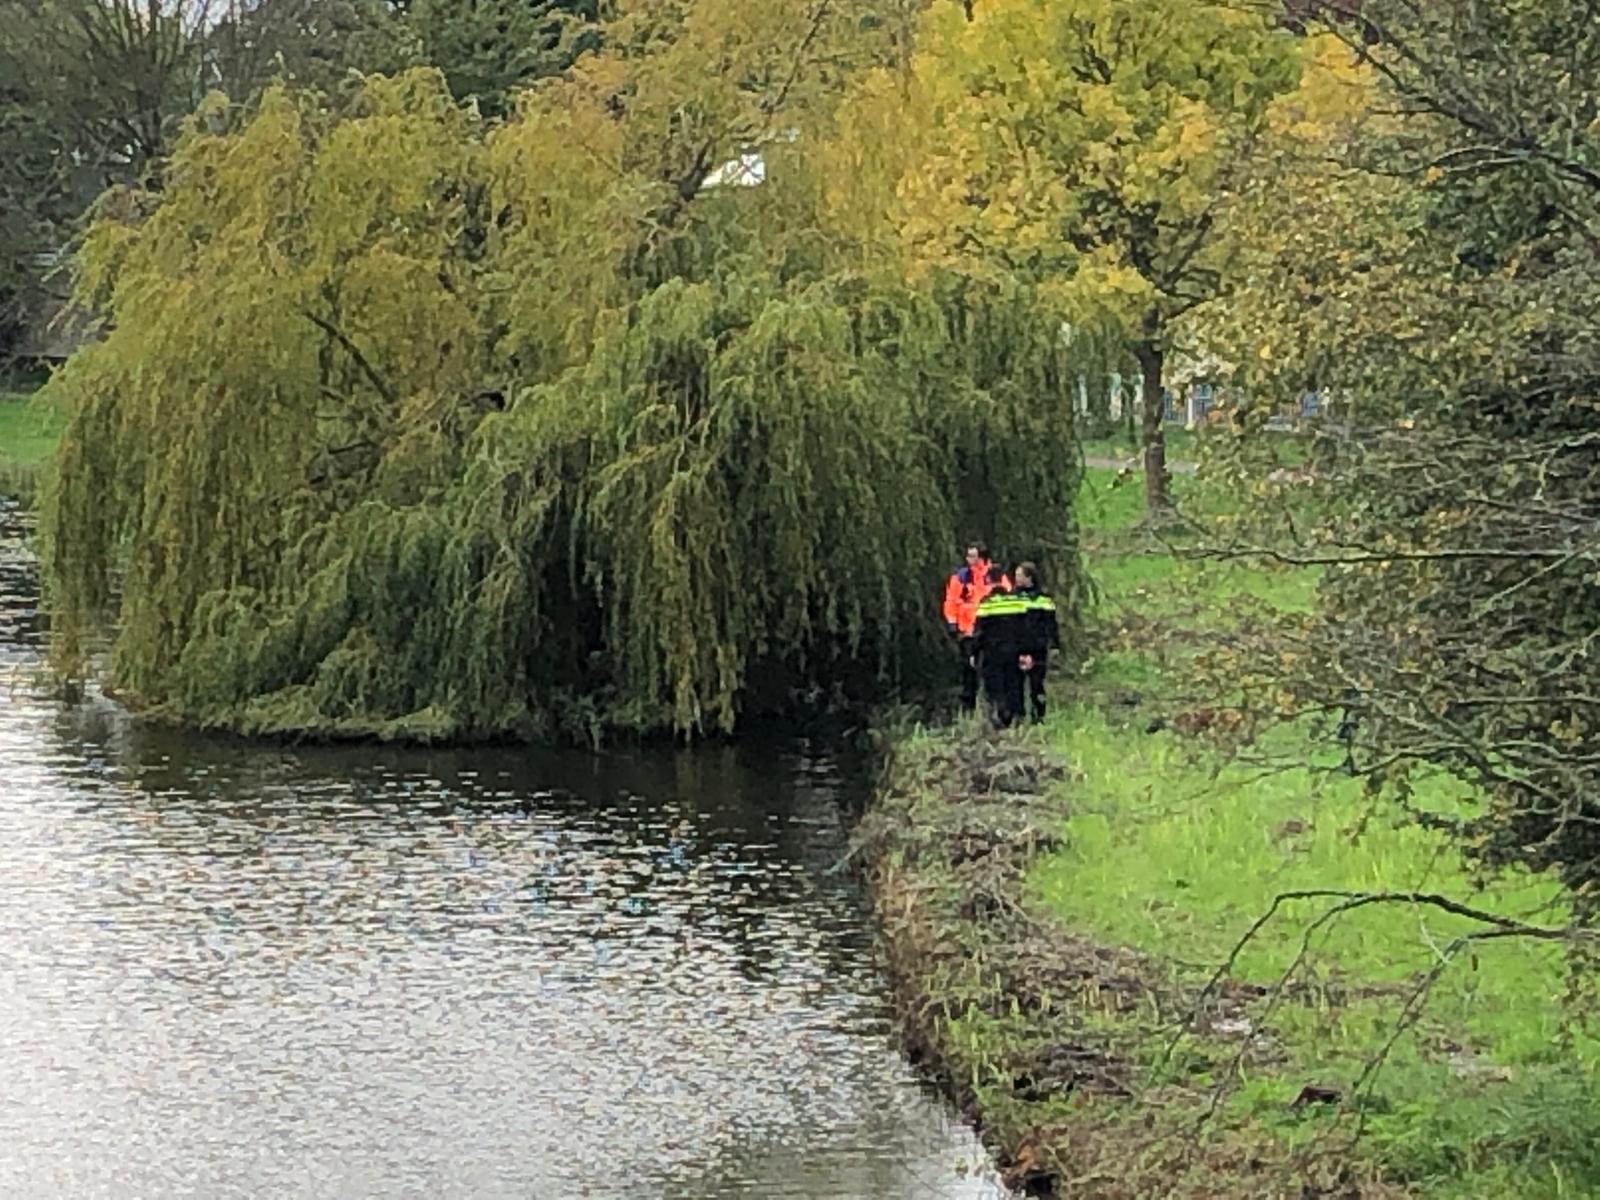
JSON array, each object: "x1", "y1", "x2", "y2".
[
  {"x1": 1012, "y1": 561, "x2": 1060, "y2": 724},
  {"x1": 971, "y1": 567, "x2": 1029, "y2": 728}
]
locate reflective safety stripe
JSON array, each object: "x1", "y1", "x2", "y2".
[{"x1": 977, "y1": 595, "x2": 1053, "y2": 617}]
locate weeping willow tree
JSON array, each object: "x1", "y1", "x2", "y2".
[{"x1": 42, "y1": 50, "x2": 1091, "y2": 740}]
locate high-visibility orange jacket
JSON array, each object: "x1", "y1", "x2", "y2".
[{"x1": 943, "y1": 561, "x2": 1010, "y2": 637}]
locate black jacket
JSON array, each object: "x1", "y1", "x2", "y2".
[
  {"x1": 1016, "y1": 586, "x2": 1060, "y2": 658},
  {"x1": 972, "y1": 591, "x2": 1025, "y2": 669},
  {"x1": 973, "y1": 587, "x2": 1060, "y2": 667}
]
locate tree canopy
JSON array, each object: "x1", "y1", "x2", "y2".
[
  {"x1": 403, "y1": 0, "x2": 598, "y2": 118},
  {"x1": 0, "y1": 0, "x2": 593, "y2": 346},
  {"x1": 844, "y1": 0, "x2": 1302, "y2": 509},
  {"x1": 40, "y1": 31, "x2": 1090, "y2": 740},
  {"x1": 1194, "y1": 6, "x2": 1600, "y2": 916}
]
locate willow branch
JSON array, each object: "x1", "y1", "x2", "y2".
[{"x1": 301, "y1": 311, "x2": 397, "y2": 408}]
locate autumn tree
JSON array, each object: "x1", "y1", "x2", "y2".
[
  {"x1": 1195, "y1": 6, "x2": 1600, "y2": 916},
  {"x1": 873, "y1": 0, "x2": 1300, "y2": 511}
]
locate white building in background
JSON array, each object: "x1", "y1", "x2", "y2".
[
  {"x1": 700, "y1": 152, "x2": 767, "y2": 190},
  {"x1": 699, "y1": 128, "x2": 798, "y2": 193}
]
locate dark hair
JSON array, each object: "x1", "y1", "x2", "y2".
[
  {"x1": 985, "y1": 564, "x2": 1005, "y2": 585},
  {"x1": 1016, "y1": 560, "x2": 1040, "y2": 588},
  {"x1": 966, "y1": 542, "x2": 989, "y2": 559}
]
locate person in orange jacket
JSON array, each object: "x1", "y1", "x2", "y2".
[{"x1": 943, "y1": 542, "x2": 1010, "y2": 713}]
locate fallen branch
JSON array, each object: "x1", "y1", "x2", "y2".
[
  {"x1": 1164, "y1": 889, "x2": 1590, "y2": 1123},
  {"x1": 1184, "y1": 544, "x2": 1584, "y2": 567}
]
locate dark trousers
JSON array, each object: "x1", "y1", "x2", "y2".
[
  {"x1": 959, "y1": 636, "x2": 979, "y2": 712},
  {"x1": 982, "y1": 661, "x2": 1024, "y2": 729},
  {"x1": 1022, "y1": 658, "x2": 1048, "y2": 724}
]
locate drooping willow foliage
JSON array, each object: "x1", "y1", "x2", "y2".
[{"x1": 41, "y1": 69, "x2": 1092, "y2": 740}]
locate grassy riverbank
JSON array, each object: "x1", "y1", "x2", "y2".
[
  {"x1": 0, "y1": 369, "x2": 60, "y2": 502},
  {"x1": 859, "y1": 463, "x2": 1600, "y2": 1198}
]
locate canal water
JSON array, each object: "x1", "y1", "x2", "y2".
[{"x1": 0, "y1": 499, "x2": 1006, "y2": 1199}]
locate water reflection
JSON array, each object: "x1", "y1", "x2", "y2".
[{"x1": 0, "y1": 500, "x2": 1005, "y2": 1199}]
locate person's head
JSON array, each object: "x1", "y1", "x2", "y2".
[
  {"x1": 965, "y1": 542, "x2": 988, "y2": 568},
  {"x1": 1015, "y1": 561, "x2": 1040, "y2": 590},
  {"x1": 985, "y1": 564, "x2": 1005, "y2": 586}
]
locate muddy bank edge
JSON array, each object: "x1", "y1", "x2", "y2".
[{"x1": 851, "y1": 725, "x2": 1399, "y2": 1200}]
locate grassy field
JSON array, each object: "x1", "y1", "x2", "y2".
[
  {"x1": 1012, "y1": 466, "x2": 1600, "y2": 1196},
  {"x1": 861, "y1": 457, "x2": 1598, "y2": 1196},
  {"x1": 1079, "y1": 424, "x2": 1198, "y2": 464},
  {"x1": 1078, "y1": 420, "x2": 1317, "y2": 471},
  {"x1": 0, "y1": 368, "x2": 62, "y2": 500}
]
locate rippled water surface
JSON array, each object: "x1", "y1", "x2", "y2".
[{"x1": 0, "y1": 500, "x2": 1004, "y2": 1199}]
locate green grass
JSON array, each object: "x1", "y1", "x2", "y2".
[
  {"x1": 1021, "y1": 465, "x2": 1600, "y2": 1196},
  {"x1": 0, "y1": 370, "x2": 63, "y2": 500},
  {"x1": 1030, "y1": 710, "x2": 1600, "y2": 1195},
  {"x1": 1078, "y1": 421, "x2": 1316, "y2": 472},
  {"x1": 1076, "y1": 467, "x2": 1316, "y2": 702},
  {"x1": 1080, "y1": 424, "x2": 1200, "y2": 464},
  {"x1": 1035, "y1": 708, "x2": 1583, "y2": 1023}
]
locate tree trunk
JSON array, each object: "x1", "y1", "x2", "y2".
[
  {"x1": 1122, "y1": 373, "x2": 1137, "y2": 447},
  {"x1": 1135, "y1": 337, "x2": 1170, "y2": 511}
]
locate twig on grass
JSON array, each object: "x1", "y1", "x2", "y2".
[{"x1": 1161, "y1": 889, "x2": 1590, "y2": 1128}]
